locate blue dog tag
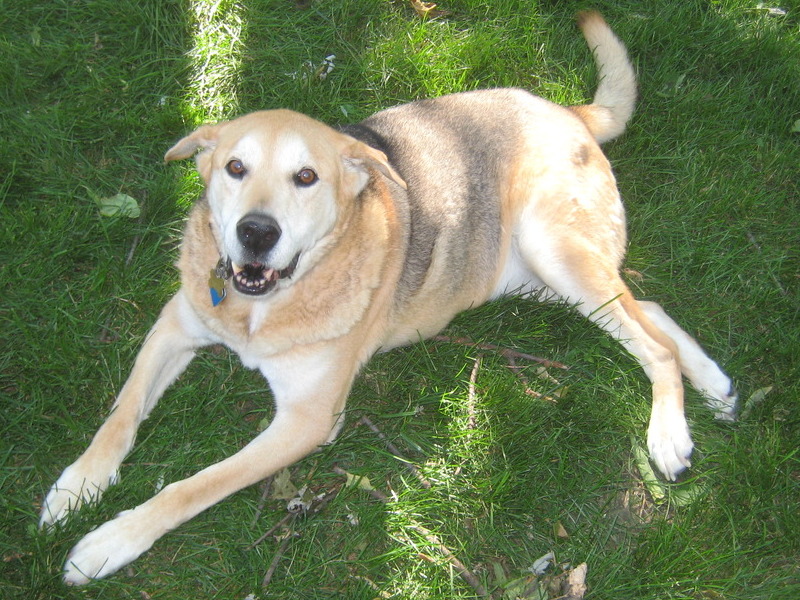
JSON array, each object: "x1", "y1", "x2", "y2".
[
  {"x1": 208, "y1": 257, "x2": 232, "y2": 307},
  {"x1": 208, "y1": 269, "x2": 227, "y2": 307}
]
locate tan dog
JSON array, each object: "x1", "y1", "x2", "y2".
[{"x1": 41, "y1": 12, "x2": 736, "y2": 585}]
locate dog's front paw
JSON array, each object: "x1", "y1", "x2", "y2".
[
  {"x1": 63, "y1": 509, "x2": 154, "y2": 585},
  {"x1": 647, "y1": 409, "x2": 694, "y2": 481},
  {"x1": 39, "y1": 462, "x2": 119, "y2": 528}
]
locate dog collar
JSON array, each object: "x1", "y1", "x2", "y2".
[{"x1": 208, "y1": 257, "x2": 233, "y2": 307}]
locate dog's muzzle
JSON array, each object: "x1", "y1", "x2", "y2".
[{"x1": 226, "y1": 213, "x2": 299, "y2": 296}]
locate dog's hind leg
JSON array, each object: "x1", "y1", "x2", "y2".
[
  {"x1": 61, "y1": 342, "x2": 356, "y2": 585},
  {"x1": 516, "y1": 222, "x2": 697, "y2": 480},
  {"x1": 40, "y1": 292, "x2": 204, "y2": 528},
  {"x1": 637, "y1": 300, "x2": 737, "y2": 420}
]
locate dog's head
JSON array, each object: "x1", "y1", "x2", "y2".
[{"x1": 165, "y1": 110, "x2": 404, "y2": 297}]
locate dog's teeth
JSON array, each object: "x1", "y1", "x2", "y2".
[{"x1": 229, "y1": 259, "x2": 295, "y2": 295}]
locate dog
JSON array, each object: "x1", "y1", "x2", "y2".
[{"x1": 40, "y1": 12, "x2": 737, "y2": 585}]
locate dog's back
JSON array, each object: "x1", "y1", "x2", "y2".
[{"x1": 340, "y1": 12, "x2": 637, "y2": 347}]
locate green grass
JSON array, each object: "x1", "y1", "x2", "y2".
[{"x1": 1, "y1": 0, "x2": 799, "y2": 598}]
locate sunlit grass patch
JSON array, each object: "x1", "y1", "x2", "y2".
[{"x1": 182, "y1": 0, "x2": 247, "y2": 123}]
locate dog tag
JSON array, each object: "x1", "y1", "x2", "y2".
[
  {"x1": 208, "y1": 257, "x2": 232, "y2": 307},
  {"x1": 208, "y1": 269, "x2": 227, "y2": 306}
]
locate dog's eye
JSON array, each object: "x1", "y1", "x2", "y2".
[
  {"x1": 295, "y1": 168, "x2": 318, "y2": 187},
  {"x1": 226, "y1": 159, "x2": 246, "y2": 178}
]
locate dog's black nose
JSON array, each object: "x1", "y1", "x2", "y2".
[{"x1": 237, "y1": 213, "x2": 281, "y2": 257}]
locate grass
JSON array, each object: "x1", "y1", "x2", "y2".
[{"x1": 1, "y1": 0, "x2": 798, "y2": 598}]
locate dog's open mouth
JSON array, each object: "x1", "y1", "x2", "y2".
[{"x1": 232, "y1": 253, "x2": 300, "y2": 296}]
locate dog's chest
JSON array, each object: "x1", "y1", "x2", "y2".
[
  {"x1": 226, "y1": 303, "x2": 294, "y2": 365},
  {"x1": 246, "y1": 301, "x2": 271, "y2": 337}
]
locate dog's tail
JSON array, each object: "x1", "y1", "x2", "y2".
[{"x1": 569, "y1": 11, "x2": 637, "y2": 144}]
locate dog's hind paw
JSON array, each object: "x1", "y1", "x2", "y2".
[
  {"x1": 699, "y1": 374, "x2": 738, "y2": 421},
  {"x1": 685, "y1": 359, "x2": 738, "y2": 421},
  {"x1": 39, "y1": 463, "x2": 119, "y2": 528},
  {"x1": 705, "y1": 384, "x2": 738, "y2": 422}
]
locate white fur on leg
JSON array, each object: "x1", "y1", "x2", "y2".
[
  {"x1": 689, "y1": 359, "x2": 738, "y2": 421},
  {"x1": 39, "y1": 462, "x2": 119, "y2": 528},
  {"x1": 63, "y1": 508, "x2": 158, "y2": 585},
  {"x1": 647, "y1": 404, "x2": 694, "y2": 481},
  {"x1": 637, "y1": 301, "x2": 737, "y2": 420},
  {"x1": 671, "y1": 344, "x2": 737, "y2": 421}
]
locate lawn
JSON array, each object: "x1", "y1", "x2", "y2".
[{"x1": 1, "y1": 0, "x2": 798, "y2": 598}]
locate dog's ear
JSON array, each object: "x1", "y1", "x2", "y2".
[
  {"x1": 164, "y1": 124, "x2": 223, "y2": 182},
  {"x1": 342, "y1": 141, "x2": 407, "y2": 194},
  {"x1": 164, "y1": 124, "x2": 221, "y2": 161}
]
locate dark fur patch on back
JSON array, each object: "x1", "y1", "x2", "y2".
[
  {"x1": 353, "y1": 93, "x2": 512, "y2": 306},
  {"x1": 341, "y1": 121, "x2": 439, "y2": 303}
]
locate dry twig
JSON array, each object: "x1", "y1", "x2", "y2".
[
  {"x1": 250, "y1": 476, "x2": 273, "y2": 528},
  {"x1": 254, "y1": 482, "x2": 343, "y2": 589},
  {"x1": 406, "y1": 520, "x2": 491, "y2": 598},
  {"x1": 261, "y1": 529, "x2": 296, "y2": 589},
  {"x1": 434, "y1": 335, "x2": 568, "y2": 402},
  {"x1": 432, "y1": 335, "x2": 569, "y2": 370},
  {"x1": 359, "y1": 415, "x2": 431, "y2": 489},
  {"x1": 467, "y1": 355, "x2": 482, "y2": 431},
  {"x1": 248, "y1": 511, "x2": 293, "y2": 550}
]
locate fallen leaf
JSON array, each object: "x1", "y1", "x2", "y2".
[
  {"x1": 623, "y1": 268, "x2": 645, "y2": 282},
  {"x1": 561, "y1": 562, "x2": 588, "y2": 600},
  {"x1": 529, "y1": 551, "x2": 554, "y2": 575},
  {"x1": 501, "y1": 574, "x2": 545, "y2": 600},
  {"x1": 740, "y1": 386, "x2": 773, "y2": 420},
  {"x1": 409, "y1": 0, "x2": 445, "y2": 18},
  {"x1": 757, "y1": 3, "x2": 787, "y2": 16},
  {"x1": 97, "y1": 193, "x2": 140, "y2": 218},
  {"x1": 491, "y1": 560, "x2": 507, "y2": 585},
  {"x1": 286, "y1": 486, "x2": 313, "y2": 513},
  {"x1": 670, "y1": 482, "x2": 708, "y2": 507},
  {"x1": 536, "y1": 366, "x2": 560, "y2": 385},
  {"x1": 631, "y1": 437, "x2": 666, "y2": 502},
  {"x1": 341, "y1": 469, "x2": 375, "y2": 492},
  {"x1": 554, "y1": 521, "x2": 569, "y2": 539},
  {"x1": 270, "y1": 467, "x2": 298, "y2": 501},
  {"x1": 791, "y1": 119, "x2": 800, "y2": 134}
]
